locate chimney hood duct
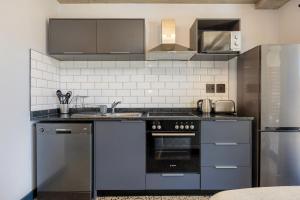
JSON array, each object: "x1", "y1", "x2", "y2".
[{"x1": 146, "y1": 19, "x2": 196, "y2": 61}]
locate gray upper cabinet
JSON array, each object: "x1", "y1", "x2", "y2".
[
  {"x1": 48, "y1": 19, "x2": 97, "y2": 54},
  {"x1": 94, "y1": 121, "x2": 146, "y2": 191},
  {"x1": 97, "y1": 19, "x2": 145, "y2": 54}
]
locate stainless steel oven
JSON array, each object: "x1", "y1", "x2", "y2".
[{"x1": 146, "y1": 119, "x2": 200, "y2": 173}]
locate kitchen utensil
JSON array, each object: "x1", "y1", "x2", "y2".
[
  {"x1": 213, "y1": 100, "x2": 236, "y2": 114},
  {"x1": 56, "y1": 90, "x2": 63, "y2": 104},
  {"x1": 197, "y1": 99, "x2": 212, "y2": 113},
  {"x1": 65, "y1": 91, "x2": 72, "y2": 104}
]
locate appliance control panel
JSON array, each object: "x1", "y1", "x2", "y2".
[
  {"x1": 230, "y1": 31, "x2": 241, "y2": 51},
  {"x1": 147, "y1": 120, "x2": 199, "y2": 131}
]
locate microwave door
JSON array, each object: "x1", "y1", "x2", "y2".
[{"x1": 202, "y1": 32, "x2": 231, "y2": 53}]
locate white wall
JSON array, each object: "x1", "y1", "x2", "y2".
[
  {"x1": 279, "y1": 0, "x2": 300, "y2": 44},
  {"x1": 0, "y1": 1, "x2": 58, "y2": 199},
  {"x1": 0, "y1": 2, "x2": 284, "y2": 199},
  {"x1": 56, "y1": 3, "x2": 280, "y2": 52}
]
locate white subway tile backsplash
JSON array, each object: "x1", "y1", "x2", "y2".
[
  {"x1": 131, "y1": 75, "x2": 144, "y2": 82},
  {"x1": 131, "y1": 90, "x2": 144, "y2": 97},
  {"x1": 102, "y1": 89, "x2": 116, "y2": 96},
  {"x1": 123, "y1": 82, "x2": 137, "y2": 89},
  {"x1": 123, "y1": 97, "x2": 138, "y2": 103},
  {"x1": 95, "y1": 96, "x2": 109, "y2": 104},
  {"x1": 109, "y1": 83, "x2": 123, "y2": 89},
  {"x1": 36, "y1": 79, "x2": 47, "y2": 88},
  {"x1": 88, "y1": 90, "x2": 102, "y2": 97},
  {"x1": 138, "y1": 97, "x2": 151, "y2": 103},
  {"x1": 166, "y1": 97, "x2": 180, "y2": 104},
  {"x1": 81, "y1": 83, "x2": 94, "y2": 89},
  {"x1": 151, "y1": 82, "x2": 165, "y2": 89},
  {"x1": 31, "y1": 49, "x2": 231, "y2": 111},
  {"x1": 152, "y1": 97, "x2": 166, "y2": 103},
  {"x1": 159, "y1": 89, "x2": 172, "y2": 96},
  {"x1": 67, "y1": 83, "x2": 81, "y2": 89},
  {"x1": 117, "y1": 90, "x2": 131, "y2": 96},
  {"x1": 137, "y1": 82, "x2": 150, "y2": 89},
  {"x1": 95, "y1": 83, "x2": 109, "y2": 89}
]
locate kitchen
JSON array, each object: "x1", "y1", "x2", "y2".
[{"x1": 1, "y1": 0, "x2": 300, "y2": 200}]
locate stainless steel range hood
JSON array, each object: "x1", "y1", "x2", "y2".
[{"x1": 146, "y1": 19, "x2": 196, "y2": 61}]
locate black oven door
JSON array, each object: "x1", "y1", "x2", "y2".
[{"x1": 147, "y1": 131, "x2": 200, "y2": 173}]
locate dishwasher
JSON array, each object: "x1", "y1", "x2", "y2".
[{"x1": 36, "y1": 123, "x2": 92, "y2": 200}]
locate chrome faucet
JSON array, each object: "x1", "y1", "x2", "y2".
[{"x1": 111, "y1": 101, "x2": 121, "y2": 114}]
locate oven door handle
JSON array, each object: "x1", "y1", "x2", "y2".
[
  {"x1": 161, "y1": 173, "x2": 185, "y2": 177},
  {"x1": 151, "y1": 133, "x2": 196, "y2": 137}
]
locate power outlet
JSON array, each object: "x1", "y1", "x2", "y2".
[
  {"x1": 216, "y1": 84, "x2": 226, "y2": 93},
  {"x1": 206, "y1": 84, "x2": 215, "y2": 93}
]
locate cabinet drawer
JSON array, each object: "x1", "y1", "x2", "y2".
[
  {"x1": 201, "y1": 121, "x2": 251, "y2": 143},
  {"x1": 201, "y1": 144, "x2": 251, "y2": 166},
  {"x1": 201, "y1": 167, "x2": 251, "y2": 190},
  {"x1": 146, "y1": 174, "x2": 200, "y2": 190}
]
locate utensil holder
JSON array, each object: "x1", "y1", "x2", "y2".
[{"x1": 60, "y1": 104, "x2": 70, "y2": 114}]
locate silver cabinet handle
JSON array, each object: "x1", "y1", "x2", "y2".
[
  {"x1": 215, "y1": 120, "x2": 238, "y2": 122},
  {"x1": 152, "y1": 133, "x2": 195, "y2": 137},
  {"x1": 215, "y1": 142, "x2": 238, "y2": 146},
  {"x1": 63, "y1": 52, "x2": 84, "y2": 54},
  {"x1": 109, "y1": 51, "x2": 130, "y2": 54},
  {"x1": 162, "y1": 174, "x2": 184, "y2": 177},
  {"x1": 215, "y1": 166, "x2": 238, "y2": 169}
]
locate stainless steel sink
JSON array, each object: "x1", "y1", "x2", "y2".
[{"x1": 71, "y1": 112, "x2": 143, "y2": 118}]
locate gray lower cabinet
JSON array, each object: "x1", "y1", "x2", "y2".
[
  {"x1": 95, "y1": 121, "x2": 146, "y2": 190},
  {"x1": 201, "y1": 167, "x2": 251, "y2": 190},
  {"x1": 146, "y1": 174, "x2": 200, "y2": 190},
  {"x1": 201, "y1": 120, "x2": 252, "y2": 190}
]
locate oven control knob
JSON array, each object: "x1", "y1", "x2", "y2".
[
  {"x1": 190, "y1": 125, "x2": 195, "y2": 130},
  {"x1": 180, "y1": 125, "x2": 184, "y2": 130},
  {"x1": 175, "y1": 125, "x2": 179, "y2": 130},
  {"x1": 157, "y1": 125, "x2": 162, "y2": 130},
  {"x1": 152, "y1": 125, "x2": 156, "y2": 130},
  {"x1": 185, "y1": 125, "x2": 189, "y2": 130}
]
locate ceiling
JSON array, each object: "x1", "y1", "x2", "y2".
[{"x1": 57, "y1": 0, "x2": 290, "y2": 9}]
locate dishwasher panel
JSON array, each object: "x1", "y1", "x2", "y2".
[{"x1": 36, "y1": 123, "x2": 92, "y2": 200}]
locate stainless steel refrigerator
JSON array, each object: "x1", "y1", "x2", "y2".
[{"x1": 237, "y1": 44, "x2": 300, "y2": 187}]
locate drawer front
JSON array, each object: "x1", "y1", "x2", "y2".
[
  {"x1": 146, "y1": 174, "x2": 200, "y2": 190},
  {"x1": 201, "y1": 167, "x2": 251, "y2": 190},
  {"x1": 201, "y1": 144, "x2": 251, "y2": 166},
  {"x1": 201, "y1": 121, "x2": 251, "y2": 143}
]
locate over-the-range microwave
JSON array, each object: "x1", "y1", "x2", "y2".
[{"x1": 200, "y1": 31, "x2": 241, "y2": 53}]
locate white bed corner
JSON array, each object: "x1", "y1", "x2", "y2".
[{"x1": 210, "y1": 186, "x2": 300, "y2": 200}]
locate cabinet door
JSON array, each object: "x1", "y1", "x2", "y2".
[
  {"x1": 97, "y1": 19, "x2": 145, "y2": 54},
  {"x1": 201, "y1": 121, "x2": 251, "y2": 143},
  {"x1": 95, "y1": 121, "x2": 146, "y2": 190},
  {"x1": 48, "y1": 19, "x2": 97, "y2": 54},
  {"x1": 201, "y1": 167, "x2": 251, "y2": 190}
]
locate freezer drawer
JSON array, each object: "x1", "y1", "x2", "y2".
[
  {"x1": 201, "y1": 144, "x2": 251, "y2": 167},
  {"x1": 201, "y1": 167, "x2": 251, "y2": 190},
  {"x1": 146, "y1": 174, "x2": 200, "y2": 190},
  {"x1": 201, "y1": 121, "x2": 251, "y2": 143},
  {"x1": 260, "y1": 131, "x2": 300, "y2": 186}
]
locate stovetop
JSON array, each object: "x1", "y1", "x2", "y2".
[{"x1": 147, "y1": 112, "x2": 196, "y2": 117}]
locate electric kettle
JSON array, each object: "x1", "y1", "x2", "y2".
[{"x1": 197, "y1": 99, "x2": 213, "y2": 113}]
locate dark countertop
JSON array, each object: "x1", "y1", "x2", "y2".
[{"x1": 31, "y1": 111, "x2": 254, "y2": 122}]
